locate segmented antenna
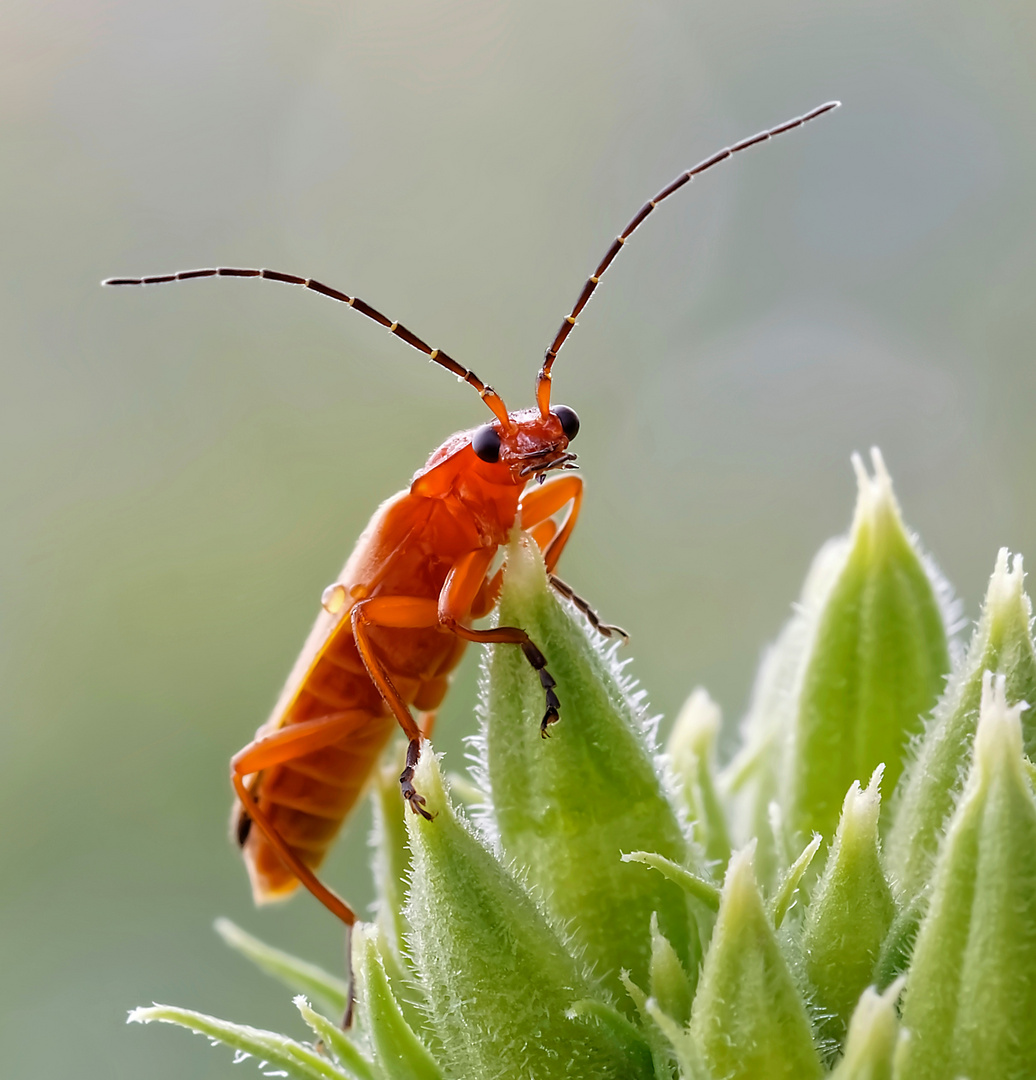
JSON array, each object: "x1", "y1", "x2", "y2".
[
  {"x1": 535, "y1": 100, "x2": 841, "y2": 416},
  {"x1": 102, "y1": 267, "x2": 511, "y2": 427}
]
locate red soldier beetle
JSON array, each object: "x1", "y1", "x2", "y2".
[{"x1": 105, "y1": 100, "x2": 839, "y2": 931}]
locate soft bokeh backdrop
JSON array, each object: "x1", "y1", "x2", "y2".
[{"x1": 3, "y1": 1, "x2": 1035, "y2": 1076}]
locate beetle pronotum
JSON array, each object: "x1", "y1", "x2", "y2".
[{"x1": 106, "y1": 100, "x2": 839, "y2": 930}]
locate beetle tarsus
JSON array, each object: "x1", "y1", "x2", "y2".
[
  {"x1": 521, "y1": 640, "x2": 562, "y2": 737},
  {"x1": 400, "y1": 738, "x2": 434, "y2": 820},
  {"x1": 403, "y1": 786, "x2": 433, "y2": 820}
]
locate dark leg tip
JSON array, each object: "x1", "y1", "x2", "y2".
[
  {"x1": 540, "y1": 704, "x2": 560, "y2": 738},
  {"x1": 403, "y1": 787, "x2": 434, "y2": 821}
]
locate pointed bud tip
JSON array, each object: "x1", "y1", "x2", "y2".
[
  {"x1": 985, "y1": 547, "x2": 1027, "y2": 618},
  {"x1": 668, "y1": 686, "x2": 721, "y2": 756},
  {"x1": 850, "y1": 446, "x2": 904, "y2": 537},
  {"x1": 722, "y1": 842, "x2": 760, "y2": 909},
  {"x1": 838, "y1": 764, "x2": 884, "y2": 837},
  {"x1": 975, "y1": 670, "x2": 1027, "y2": 772},
  {"x1": 406, "y1": 746, "x2": 450, "y2": 827},
  {"x1": 505, "y1": 528, "x2": 548, "y2": 592}
]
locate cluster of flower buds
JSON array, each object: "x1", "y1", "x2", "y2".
[{"x1": 133, "y1": 449, "x2": 1036, "y2": 1080}]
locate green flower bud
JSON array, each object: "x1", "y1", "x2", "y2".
[
  {"x1": 481, "y1": 533, "x2": 698, "y2": 1003},
  {"x1": 403, "y1": 749, "x2": 654, "y2": 1080},
  {"x1": 786, "y1": 449, "x2": 951, "y2": 842},
  {"x1": 827, "y1": 980, "x2": 906, "y2": 1080},
  {"x1": 886, "y1": 549, "x2": 1036, "y2": 902},
  {"x1": 689, "y1": 846, "x2": 823, "y2": 1080},
  {"x1": 801, "y1": 768, "x2": 896, "y2": 1046},
  {"x1": 898, "y1": 672, "x2": 1036, "y2": 1080},
  {"x1": 667, "y1": 687, "x2": 732, "y2": 870},
  {"x1": 723, "y1": 451, "x2": 950, "y2": 875}
]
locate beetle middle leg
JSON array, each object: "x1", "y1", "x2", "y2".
[{"x1": 350, "y1": 597, "x2": 440, "y2": 819}]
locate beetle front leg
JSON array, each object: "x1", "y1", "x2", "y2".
[
  {"x1": 520, "y1": 475, "x2": 626, "y2": 643},
  {"x1": 518, "y1": 473, "x2": 583, "y2": 573},
  {"x1": 439, "y1": 548, "x2": 562, "y2": 737},
  {"x1": 548, "y1": 574, "x2": 629, "y2": 642}
]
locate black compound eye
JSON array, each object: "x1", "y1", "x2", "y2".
[
  {"x1": 472, "y1": 423, "x2": 502, "y2": 463},
  {"x1": 551, "y1": 404, "x2": 580, "y2": 441}
]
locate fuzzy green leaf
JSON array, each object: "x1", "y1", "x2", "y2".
[
  {"x1": 214, "y1": 918, "x2": 350, "y2": 1019},
  {"x1": 127, "y1": 1003, "x2": 355, "y2": 1080},
  {"x1": 403, "y1": 749, "x2": 654, "y2": 1080},
  {"x1": 898, "y1": 672, "x2": 1036, "y2": 1080},
  {"x1": 621, "y1": 850, "x2": 721, "y2": 911},
  {"x1": 482, "y1": 533, "x2": 699, "y2": 1003},
  {"x1": 294, "y1": 997, "x2": 377, "y2": 1080},
  {"x1": 770, "y1": 832, "x2": 822, "y2": 929}
]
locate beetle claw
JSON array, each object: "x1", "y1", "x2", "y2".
[{"x1": 403, "y1": 784, "x2": 434, "y2": 820}]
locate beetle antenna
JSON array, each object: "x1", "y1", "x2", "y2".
[
  {"x1": 535, "y1": 99, "x2": 841, "y2": 415},
  {"x1": 103, "y1": 267, "x2": 512, "y2": 428}
]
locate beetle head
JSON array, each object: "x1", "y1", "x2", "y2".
[{"x1": 470, "y1": 405, "x2": 579, "y2": 485}]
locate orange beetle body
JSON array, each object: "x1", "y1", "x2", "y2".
[
  {"x1": 105, "y1": 101, "x2": 839, "y2": 927},
  {"x1": 235, "y1": 409, "x2": 585, "y2": 912}
]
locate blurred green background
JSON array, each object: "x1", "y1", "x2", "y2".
[{"x1": 3, "y1": 1, "x2": 1035, "y2": 1076}]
